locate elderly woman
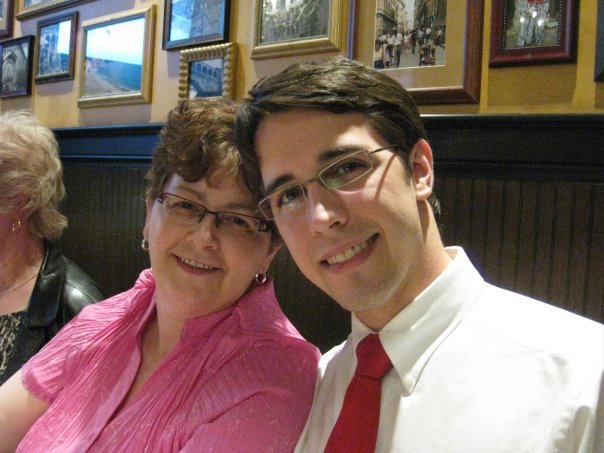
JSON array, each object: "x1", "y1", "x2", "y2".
[
  {"x1": 0, "y1": 111, "x2": 105, "y2": 386},
  {"x1": 0, "y1": 99, "x2": 319, "y2": 452}
]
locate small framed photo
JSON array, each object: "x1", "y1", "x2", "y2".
[
  {"x1": 163, "y1": 0, "x2": 230, "y2": 50},
  {"x1": 78, "y1": 5, "x2": 156, "y2": 108},
  {"x1": 35, "y1": 12, "x2": 77, "y2": 84},
  {"x1": 17, "y1": 0, "x2": 94, "y2": 21},
  {"x1": 489, "y1": 0, "x2": 577, "y2": 67},
  {"x1": 178, "y1": 42, "x2": 236, "y2": 99},
  {"x1": 0, "y1": 35, "x2": 35, "y2": 98},
  {"x1": 0, "y1": 0, "x2": 15, "y2": 38},
  {"x1": 251, "y1": 0, "x2": 349, "y2": 59}
]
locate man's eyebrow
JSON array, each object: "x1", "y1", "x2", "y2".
[{"x1": 263, "y1": 145, "x2": 370, "y2": 195}]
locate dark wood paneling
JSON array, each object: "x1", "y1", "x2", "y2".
[{"x1": 55, "y1": 114, "x2": 604, "y2": 352}]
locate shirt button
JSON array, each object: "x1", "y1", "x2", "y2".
[{"x1": 402, "y1": 374, "x2": 414, "y2": 391}]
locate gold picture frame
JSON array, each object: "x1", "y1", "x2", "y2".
[
  {"x1": 360, "y1": 0, "x2": 483, "y2": 104},
  {"x1": 178, "y1": 43, "x2": 236, "y2": 99},
  {"x1": 17, "y1": 0, "x2": 94, "y2": 21},
  {"x1": 78, "y1": 6, "x2": 155, "y2": 108},
  {"x1": 251, "y1": 0, "x2": 350, "y2": 60}
]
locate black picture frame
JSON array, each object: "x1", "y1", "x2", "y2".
[
  {"x1": 0, "y1": 35, "x2": 35, "y2": 98},
  {"x1": 596, "y1": 0, "x2": 604, "y2": 81},
  {"x1": 0, "y1": 0, "x2": 15, "y2": 38},
  {"x1": 163, "y1": 0, "x2": 230, "y2": 50},
  {"x1": 489, "y1": 0, "x2": 577, "y2": 67},
  {"x1": 35, "y1": 12, "x2": 77, "y2": 84}
]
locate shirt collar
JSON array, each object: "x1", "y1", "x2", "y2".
[{"x1": 350, "y1": 247, "x2": 484, "y2": 394}]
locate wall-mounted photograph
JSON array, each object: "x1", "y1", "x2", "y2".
[
  {"x1": 179, "y1": 42, "x2": 235, "y2": 99},
  {"x1": 373, "y1": 0, "x2": 447, "y2": 70},
  {"x1": 163, "y1": 0, "x2": 230, "y2": 50},
  {"x1": 251, "y1": 0, "x2": 351, "y2": 59},
  {"x1": 0, "y1": 35, "x2": 34, "y2": 98},
  {"x1": 35, "y1": 12, "x2": 77, "y2": 83},
  {"x1": 489, "y1": 0, "x2": 577, "y2": 66},
  {"x1": 0, "y1": 0, "x2": 15, "y2": 38},
  {"x1": 78, "y1": 5, "x2": 155, "y2": 108},
  {"x1": 17, "y1": 0, "x2": 94, "y2": 21}
]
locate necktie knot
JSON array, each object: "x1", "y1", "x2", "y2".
[{"x1": 356, "y1": 334, "x2": 392, "y2": 379}]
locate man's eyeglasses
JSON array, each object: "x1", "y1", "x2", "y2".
[
  {"x1": 258, "y1": 145, "x2": 400, "y2": 220},
  {"x1": 158, "y1": 192, "x2": 271, "y2": 237}
]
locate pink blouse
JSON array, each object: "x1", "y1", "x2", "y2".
[{"x1": 19, "y1": 270, "x2": 319, "y2": 452}]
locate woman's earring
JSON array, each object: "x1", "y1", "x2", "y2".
[
  {"x1": 141, "y1": 238, "x2": 150, "y2": 251},
  {"x1": 255, "y1": 273, "x2": 267, "y2": 284},
  {"x1": 12, "y1": 219, "x2": 21, "y2": 234}
]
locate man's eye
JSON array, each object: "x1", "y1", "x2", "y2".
[
  {"x1": 332, "y1": 159, "x2": 368, "y2": 177},
  {"x1": 276, "y1": 186, "x2": 303, "y2": 207}
]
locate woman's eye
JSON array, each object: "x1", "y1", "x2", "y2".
[{"x1": 222, "y1": 214, "x2": 254, "y2": 231}]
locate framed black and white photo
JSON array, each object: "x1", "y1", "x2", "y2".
[
  {"x1": 35, "y1": 12, "x2": 77, "y2": 83},
  {"x1": 78, "y1": 6, "x2": 155, "y2": 108},
  {"x1": 0, "y1": 35, "x2": 34, "y2": 98},
  {"x1": 251, "y1": 0, "x2": 351, "y2": 59},
  {"x1": 178, "y1": 42, "x2": 236, "y2": 99},
  {"x1": 0, "y1": 0, "x2": 15, "y2": 38},
  {"x1": 163, "y1": 0, "x2": 230, "y2": 50}
]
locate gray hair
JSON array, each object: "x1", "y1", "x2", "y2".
[{"x1": 0, "y1": 110, "x2": 67, "y2": 240}]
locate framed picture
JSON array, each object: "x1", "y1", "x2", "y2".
[
  {"x1": 595, "y1": 0, "x2": 604, "y2": 82},
  {"x1": 0, "y1": 0, "x2": 15, "y2": 38},
  {"x1": 489, "y1": 0, "x2": 577, "y2": 67},
  {"x1": 163, "y1": 0, "x2": 230, "y2": 50},
  {"x1": 17, "y1": 0, "x2": 94, "y2": 21},
  {"x1": 251, "y1": 0, "x2": 352, "y2": 59},
  {"x1": 178, "y1": 42, "x2": 236, "y2": 99},
  {"x1": 360, "y1": 0, "x2": 483, "y2": 104},
  {"x1": 78, "y1": 5, "x2": 156, "y2": 108},
  {"x1": 35, "y1": 12, "x2": 77, "y2": 84},
  {"x1": 0, "y1": 35, "x2": 34, "y2": 98}
]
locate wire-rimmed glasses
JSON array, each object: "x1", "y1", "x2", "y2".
[{"x1": 258, "y1": 145, "x2": 400, "y2": 221}]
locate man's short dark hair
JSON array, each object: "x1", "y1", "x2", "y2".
[{"x1": 235, "y1": 56, "x2": 441, "y2": 221}]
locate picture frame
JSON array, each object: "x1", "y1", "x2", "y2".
[
  {"x1": 35, "y1": 12, "x2": 77, "y2": 84},
  {"x1": 178, "y1": 42, "x2": 236, "y2": 99},
  {"x1": 489, "y1": 0, "x2": 577, "y2": 67},
  {"x1": 78, "y1": 5, "x2": 155, "y2": 108},
  {"x1": 251, "y1": 0, "x2": 351, "y2": 59},
  {"x1": 595, "y1": 0, "x2": 604, "y2": 82},
  {"x1": 163, "y1": 0, "x2": 230, "y2": 50},
  {"x1": 0, "y1": 0, "x2": 15, "y2": 39},
  {"x1": 16, "y1": 0, "x2": 94, "y2": 21},
  {"x1": 359, "y1": 0, "x2": 483, "y2": 104},
  {"x1": 0, "y1": 35, "x2": 34, "y2": 98}
]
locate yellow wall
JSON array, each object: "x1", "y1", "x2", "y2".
[{"x1": 0, "y1": 0, "x2": 602, "y2": 127}]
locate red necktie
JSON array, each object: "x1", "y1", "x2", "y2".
[{"x1": 324, "y1": 334, "x2": 393, "y2": 453}]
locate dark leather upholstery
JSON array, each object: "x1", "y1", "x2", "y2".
[{"x1": 0, "y1": 241, "x2": 106, "y2": 384}]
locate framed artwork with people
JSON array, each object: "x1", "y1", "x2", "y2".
[
  {"x1": 251, "y1": 0, "x2": 352, "y2": 59},
  {"x1": 489, "y1": 0, "x2": 577, "y2": 66}
]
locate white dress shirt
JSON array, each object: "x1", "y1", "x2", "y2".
[{"x1": 296, "y1": 247, "x2": 604, "y2": 452}]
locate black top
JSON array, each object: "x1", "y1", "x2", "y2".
[{"x1": 0, "y1": 241, "x2": 106, "y2": 384}]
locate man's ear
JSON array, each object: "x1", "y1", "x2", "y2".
[{"x1": 409, "y1": 139, "x2": 434, "y2": 201}]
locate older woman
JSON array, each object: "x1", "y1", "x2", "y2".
[
  {"x1": 0, "y1": 99, "x2": 319, "y2": 452},
  {"x1": 0, "y1": 111, "x2": 105, "y2": 386}
]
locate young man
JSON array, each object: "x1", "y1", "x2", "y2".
[{"x1": 235, "y1": 57, "x2": 604, "y2": 452}]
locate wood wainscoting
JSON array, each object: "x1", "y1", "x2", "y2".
[{"x1": 55, "y1": 115, "x2": 603, "y2": 352}]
